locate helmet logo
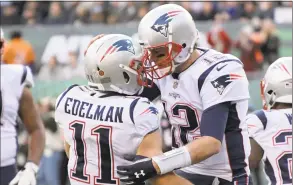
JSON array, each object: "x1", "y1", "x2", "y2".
[
  {"x1": 101, "y1": 39, "x2": 135, "y2": 62},
  {"x1": 151, "y1": 11, "x2": 182, "y2": 37}
]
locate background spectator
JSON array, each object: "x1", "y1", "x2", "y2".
[
  {"x1": 21, "y1": 4, "x2": 38, "y2": 25},
  {"x1": 37, "y1": 55, "x2": 64, "y2": 81},
  {"x1": 235, "y1": 21, "x2": 265, "y2": 73},
  {"x1": 45, "y1": 2, "x2": 67, "y2": 25},
  {"x1": 69, "y1": 2, "x2": 91, "y2": 25},
  {"x1": 2, "y1": 30, "x2": 36, "y2": 73},
  {"x1": 88, "y1": 2, "x2": 106, "y2": 24},
  {"x1": 62, "y1": 52, "x2": 84, "y2": 80},
  {"x1": 207, "y1": 14, "x2": 232, "y2": 53},
  {"x1": 1, "y1": 1, "x2": 291, "y2": 25},
  {"x1": 261, "y1": 19, "x2": 280, "y2": 65},
  {"x1": 240, "y1": 2, "x2": 257, "y2": 21},
  {"x1": 256, "y1": 2, "x2": 275, "y2": 19},
  {"x1": 0, "y1": 3, "x2": 21, "y2": 25},
  {"x1": 195, "y1": 2, "x2": 216, "y2": 21}
]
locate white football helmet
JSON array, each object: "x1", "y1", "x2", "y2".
[
  {"x1": 261, "y1": 57, "x2": 292, "y2": 110},
  {"x1": 84, "y1": 34, "x2": 144, "y2": 95},
  {"x1": 138, "y1": 4, "x2": 199, "y2": 84}
]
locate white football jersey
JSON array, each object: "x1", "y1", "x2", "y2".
[
  {"x1": 247, "y1": 108, "x2": 292, "y2": 185},
  {"x1": 0, "y1": 64, "x2": 34, "y2": 167},
  {"x1": 55, "y1": 85, "x2": 160, "y2": 185},
  {"x1": 154, "y1": 48, "x2": 250, "y2": 181}
]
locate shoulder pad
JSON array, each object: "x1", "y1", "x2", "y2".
[
  {"x1": 252, "y1": 110, "x2": 268, "y2": 129},
  {"x1": 55, "y1": 84, "x2": 79, "y2": 109}
]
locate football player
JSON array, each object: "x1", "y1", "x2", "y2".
[
  {"x1": 0, "y1": 28, "x2": 45, "y2": 185},
  {"x1": 116, "y1": 4, "x2": 251, "y2": 185},
  {"x1": 246, "y1": 57, "x2": 292, "y2": 185},
  {"x1": 55, "y1": 34, "x2": 192, "y2": 185}
]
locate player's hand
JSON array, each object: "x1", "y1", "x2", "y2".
[
  {"x1": 117, "y1": 156, "x2": 158, "y2": 185},
  {"x1": 9, "y1": 162, "x2": 39, "y2": 185},
  {"x1": 84, "y1": 34, "x2": 105, "y2": 56}
]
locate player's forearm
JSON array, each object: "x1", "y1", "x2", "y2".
[
  {"x1": 186, "y1": 136, "x2": 221, "y2": 164},
  {"x1": 27, "y1": 127, "x2": 45, "y2": 165},
  {"x1": 152, "y1": 136, "x2": 221, "y2": 175}
]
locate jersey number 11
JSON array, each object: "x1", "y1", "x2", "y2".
[{"x1": 69, "y1": 121, "x2": 118, "y2": 184}]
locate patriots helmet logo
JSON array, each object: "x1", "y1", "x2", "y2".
[
  {"x1": 139, "y1": 106, "x2": 159, "y2": 116},
  {"x1": 101, "y1": 39, "x2": 135, "y2": 62},
  {"x1": 211, "y1": 74, "x2": 242, "y2": 95},
  {"x1": 151, "y1": 11, "x2": 182, "y2": 37}
]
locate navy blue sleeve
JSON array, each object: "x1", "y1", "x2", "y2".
[
  {"x1": 138, "y1": 80, "x2": 161, "y2": 101},
  {"x1": 200, "y1": 101, "x2": 230, "y2": 142}
]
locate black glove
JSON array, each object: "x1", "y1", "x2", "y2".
[{"x1": 117, "y1": 155, "x2": 158, "y2": 185}]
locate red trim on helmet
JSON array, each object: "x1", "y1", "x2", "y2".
[
  {"x1": 260, "y1": 79, "x2": 268, "y2": 110},
  {"x1": 137, "y1": 42, "x2": 183, "y2": 87}
]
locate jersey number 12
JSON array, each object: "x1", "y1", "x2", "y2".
[
  {"x1": 69, "y1": 121, "x2": 118, "y2": 184},
  {"x1": 162, "y1": 102, "x2": 200, "y2": 148}
]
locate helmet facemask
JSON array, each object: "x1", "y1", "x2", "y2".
[
  {"x1": 141, "y1": 42, "x2": 182, "y2": 83},
  {"x1": 138, "y1": 23, "x2": 185, "y2": 87}
]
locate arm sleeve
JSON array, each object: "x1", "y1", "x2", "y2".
[
  {"x1": 138, "y1": 79, "x2": 161, "y2": 101},
  {"x1": 200, "y1": 101, "x2": 230, "y2": 142},
  {"x1": 200, "y1": 62, "x2": 250, "y2": 110},
  {"x1": 133, "y1": 98, "x2": 160, "y2": 137}
]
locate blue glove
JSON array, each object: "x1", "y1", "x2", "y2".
[{"x1": 117, "y1": 155, "x2": 158, "y2": 185}]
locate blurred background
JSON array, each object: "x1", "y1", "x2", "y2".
[{"x1": 1, "y1": 1, "x2": 292, "y2": 185}]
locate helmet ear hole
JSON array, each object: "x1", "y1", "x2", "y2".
[{"x1": 123, "y1": 72, "x2": 130, "y2": 83}]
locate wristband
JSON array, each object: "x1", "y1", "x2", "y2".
[{"x1": 152, "y1": 146, "x2": 191, "y2": 174}]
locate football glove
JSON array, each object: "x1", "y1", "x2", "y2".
[
  {"x1": 9, "y1": 162, "x2": 39, "y2": 185},
  {"x1": 117, "y1": 156, "x2": 157, "y2": 185}
]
